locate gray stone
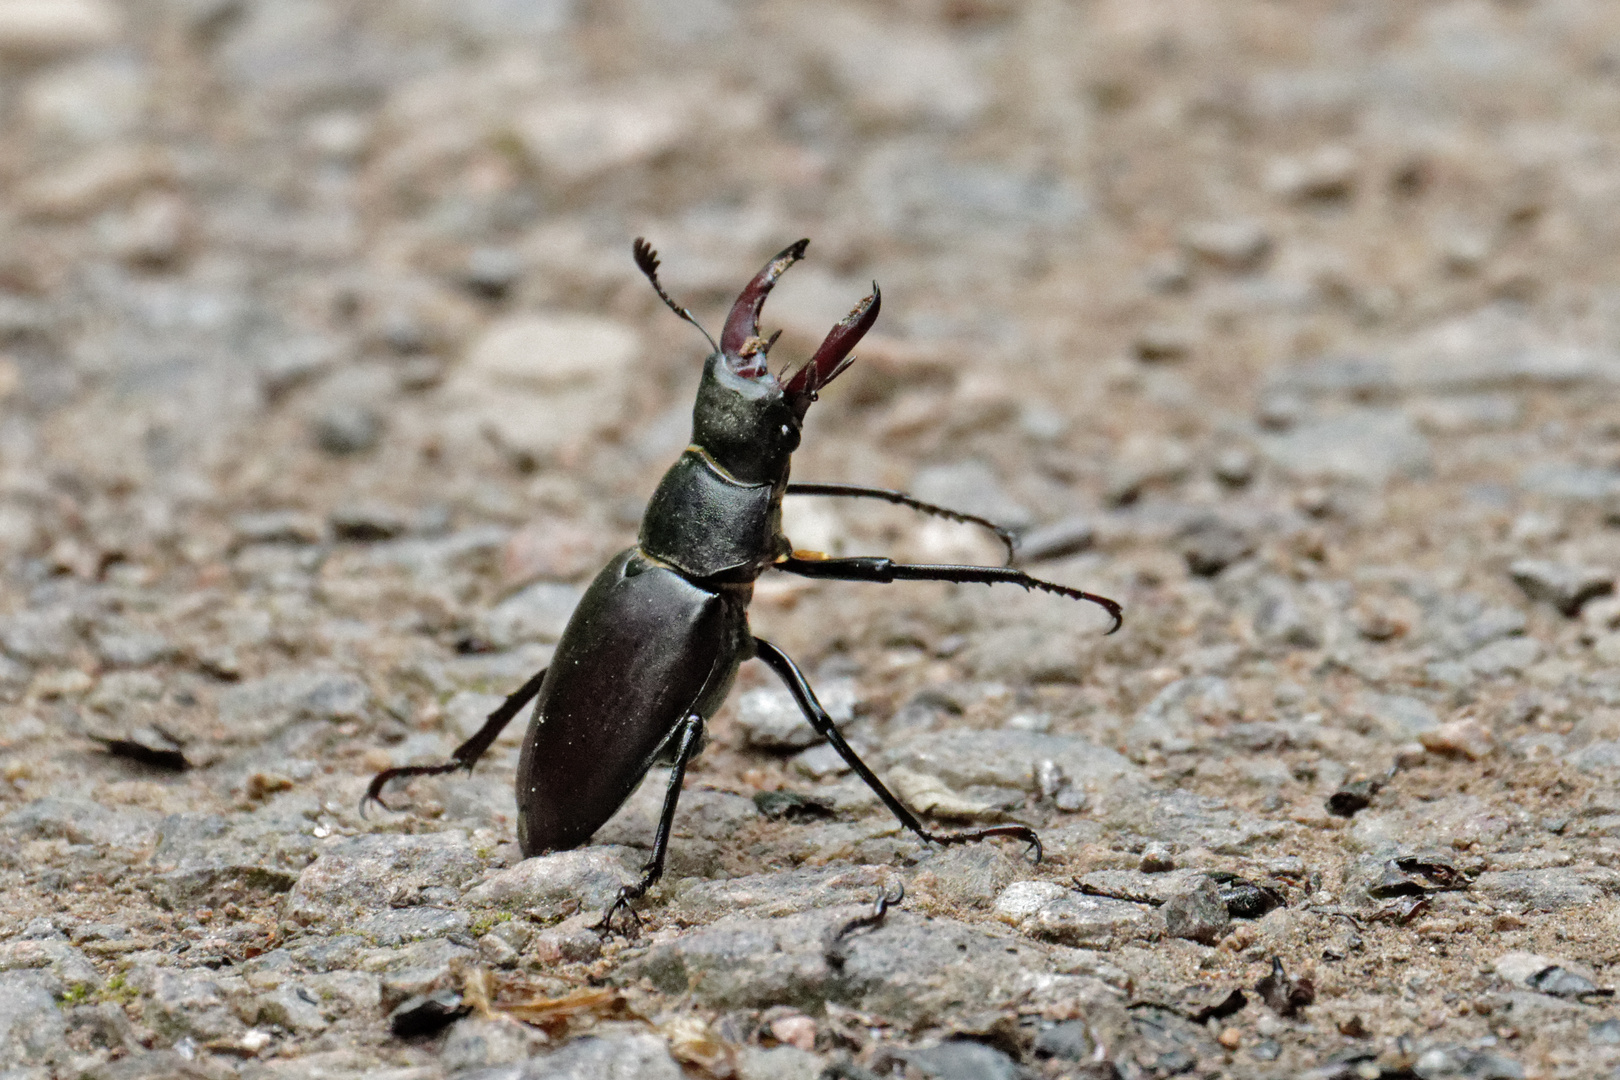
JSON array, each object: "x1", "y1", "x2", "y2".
[
  {"x1": 1518, "y1": 463, "x2": 1620, "y2": 501},
  {"x1": 903, "y1": 1041, "x2": 1022, "y2": 1080},
  {"x1": 0, "y1": 609, "x2": 79, "y2": 665},
  {"x1": 230, "y1": 510, "x2": 323, "y2": 547},
  {"x1": 915, "y1": 844, "x2": 1024, "y2": 909},
  {"x1": 993, "y1": 880, "x2": 1163, "y2": 948},
  {"x1": 136, "y1": 967, "x2": 246, "y2": 1043},
  {"x1": 144, "y1": 810, "x2": 316, "y2": 909},
  {"x1": 672, "y1": 865, "x2": 896, "y2": 922},
  {"x1": 1509, "y1": 559, "x2": 1613, "y2": 616},
  {"x1": 1015, "y1": 516, "x2": 1094, "y2": 563},
  {"x1": 475, "y1": 1030, "x2": 683, "y2": 1079},
  {"x1": 1181, "y1": 219, "x2": 1271, "y2": 271},
  {"x1": 478, "y1": 581, "x2": 583, "y2": 648},
  {"x1": 1407, "y1": 393, "x2": 1523, "y2": 434},
  {"x1": 1440, "y1": 604, "x2": 1527, "y2": 656},
  {"x1": 1412, "y1": 1045, "x2": 1524, "y2": 1080},
  {"x1": 463, "y1": 247, "x2": 525, "y2": 299},
  {"x1": 1033, "y1": 1019, "x2": 1096, "y2": 1062},
  {"x1": 442, "y1": 313, "x2": 639, "y2": 462},
  {"x1": 285, "y1": 832, "x2": 486, "y2": 926},
  {"x1": 0, "y1": 938, "x2": 99, "y2": 992},
  {"x1": 1590, "y1": 1018, "x2": 1620, "y2": 1045},
  {"x1": 0, "y1": 0, "x2": 119, "y2": 59},
  {"x1": 1356, "y1": 693, "x2": 1441, "y2": 741},
  {"x1": 1097, "y1": 788, "x2": 1288, "y2": 854},
  {"x1": 254, "y1": 982, "x2": 330, "y2": 1033},
  {"x1": 312, "y1": 401, "x2": 382, "y2": 455},
  {"x1": 859, "y1": 144, "x2": 1087, "y2": 248},
  {"x1": 884, "y1": 730, "x2": 1137, "y2": 794},
  {"x1": 735, "y1": 681, "x2": 854, "y2": 750},
  {"x1": 791, "y1": 743, "x2": 850, "y2": 779},
  {"x1": 463, "y1": 847, "x2": 638, "y2": 916},
  {"x1": 1466, "y1": 636, "x2": 1544, "y2": 677},
  {"x1": 1274, "y1": 308, "x2": 1620, "y2": 399},
  {"x1": 1161, "y1": 876, "x2": 1231, "y2": 944},
  {"x1": 1474, "y1": 868, "x2": 1617, "y2": 911},
  {"x1": 593, "y1": 779, "x2": 758, "y2": 853},
  {"x1": 1180, "y1": 519, "x2": 1254, "y2": 577},
  {"x1": 1253, "y1": 589, "x2": 1321, "y2": 649},
  {"x1": 622, "y1": 908, "x2": 1047, "y2": 1023},
  {"x1": 1259, "y1": 409, "x2": 1431, "y2": 484},
  {"x1": 372, "y1": 938, "x2": 478, "y2": 1006},
  {"x1": 0, "y1": 971, "x2": 66, "y2": 1069},
  {"x1": 1127, "y1": 676, "x2": 1239, "y2": 754},
  {"x1": 354, "y1": 907, "x2": 471, "y2": 946},
  {"x1": 735, "y1": 1045, "x2": 825, "y2": 1080},
  {"x1": 442, "y1": 1015, "x2": 548, "y2": 1072},
  {"x1": 91, "y1": 625, "x2": 174, "y2": 667},
  {"x1": 1571, "y1": 741, "x2": 1620, "y2": 775},
  {"x1": 216, "y1": 670, "x2": 371, "y2": 742},
  {"x1": 2, "y1": 798, "x2": 160, "y2": 852}
]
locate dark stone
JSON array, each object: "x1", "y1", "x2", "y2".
[
  {"x1": 1180, "y1": 519, "x2": 1255, "y2": 577},
  {"x1": 1209, "y1": 874, "x2": 1285, "y2": 919},
  {"x1": 1327, "y1": 779, "x2": 1380, "y2": 817},
  {"x1": 753, "y1": 790, "x2": 835, "y2": 821},
  {"x1": 1033, "y1": 1019, "x2": 1095, "y2": 1061},
  {"x1": 902, "y1": 1040, "x2": 1024, "y2": 1080},
  {"x1": 313, "y1": 402, "x2": 383, "y2": 455},
  {"x1": 1527, "y1": 966, "x2": 1609, "y2": 1000},
  {"x1": 388, "y1": 989, "x2": 469, "y2": 1037},
  {"x1": 1255, "y1": 956, "x2": 1314, "y2": 1017}
]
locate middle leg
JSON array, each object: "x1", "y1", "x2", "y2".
[
  {"x1": 753, "y1": 637, "x2": 1041, "y2": 862},
  {"x1": 596, "y1": 712, "x2": 705, "y2": 935}
]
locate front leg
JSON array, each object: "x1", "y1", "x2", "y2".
[
  {"x1": 753, "y1": 638, "x2": 1041, "y2": 862},
  {"x1": 777, "y1": 554, "x2": 1122, "y2": 633},
  {"x1": 596, "y1": 713, "x2": 705, "y2": 936}
]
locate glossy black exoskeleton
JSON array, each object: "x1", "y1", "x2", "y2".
[{"x1": 364, "y1": 239, "x2": 1122, "y2": 930}]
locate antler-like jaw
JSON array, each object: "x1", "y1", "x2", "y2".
[
  {"x1": 782, "y1": 285, "x2": 880, "y2": 420},
  {"x1": 721, "y1": 239, "x2": 808, "y2": 377}
]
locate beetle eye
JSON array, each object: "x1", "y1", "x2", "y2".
[{"x1": 781, "y1": 425, "x2": 792, "y2": 438}]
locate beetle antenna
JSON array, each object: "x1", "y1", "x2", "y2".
[{"x1": 632, "y1": 237, "x2": 719, "y2": 353}]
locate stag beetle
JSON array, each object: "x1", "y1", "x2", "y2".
[{"x1": 364, "y1": 239, "x2": 1122, "y2": 930}]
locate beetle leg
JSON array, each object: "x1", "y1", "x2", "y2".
[
  {"x1": 596, "y1": 712, "x2": 705, "y2": 938},
  {"x1": 359, "y1": 667, "x2": 548, "y2": 817},
  {"x1": 775, "y1": 555, "x2": 1122, "y2": 634},
  {"x1": 753, "y1": 639, "x2": 1042, "y2": 863},
  {"x1": 783, "y1": 483, "x2": 1018, "y2": 564}
]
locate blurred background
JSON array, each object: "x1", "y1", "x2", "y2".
[{"x1": 4, "y1": 0, "x2": 1619, "y2": 704}]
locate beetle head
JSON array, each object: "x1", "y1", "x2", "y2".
[{"x1": 682, "y1": 239, "x2": 879, "y2": 485}]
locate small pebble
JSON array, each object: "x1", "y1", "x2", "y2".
[
  {"x1": 767, "y1": 1012, "x2": 816, "y2": 1051},
  {"x1": 313, "y1": 403, "x2": 383, "y2": 455},
  {"x1": 1162, "y1": 876, "x2": 1230, "y2": 945},
  {"x1": 1139, "y1": 843, "x2": 1176, "y2": 873},
  {"x1": 1181, "y1": 219, "x2": 1272, "y2": 272},
  {"x1": 1420, "y1": 718, "x2": 1496, "y2": 761},
  {"x1": 1509, "y1": 559, "x2": 1614, "y2": 617}
]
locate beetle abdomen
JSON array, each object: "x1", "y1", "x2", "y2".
[
  {"x1": 515, "y1": 548, "x2": 744, "y2": 856},
  {"x1": 639, "y1": 449, "x2": 785, "y2": 580}
]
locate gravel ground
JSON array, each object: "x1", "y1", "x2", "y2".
[{"x1": 2, "y1": 2, "x2": 1620, "y2": 1078}]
